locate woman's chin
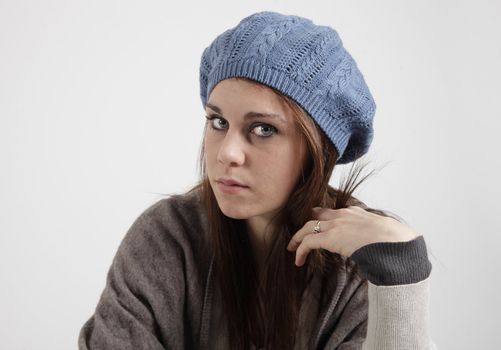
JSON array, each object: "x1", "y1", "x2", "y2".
[
  {"x1": 217, "y1": 203, "x2": 252, "y2": 220},
  {"x1": 212, "y1": 191, "x2": 246, "y2": 217}
]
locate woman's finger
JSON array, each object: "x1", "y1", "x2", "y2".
[
  {"x1": 294, "y1": 231, "x2": 329, "y2": 266},
  {"x1": 287, "y1": 219, "x2": 325, "y2": 251},
  {"x1": 287, "y1": 208, "x2": 346, "y2": 251}
]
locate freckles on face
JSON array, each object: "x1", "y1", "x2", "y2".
[{"x1": 203, "y1": 78, "x2": 308, "y2": 219}]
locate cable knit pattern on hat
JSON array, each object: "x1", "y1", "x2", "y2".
[{"x1": 199, "y1": 11, "x2": 376, "y2": 164}]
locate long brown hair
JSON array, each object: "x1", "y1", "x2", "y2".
[{"x1": 187, "y1": 77, "x2": 399, "y2": 349}]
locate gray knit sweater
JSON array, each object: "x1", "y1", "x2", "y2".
[{"x1": 78, "y1": 189, "x2": 437, "y2": 349}]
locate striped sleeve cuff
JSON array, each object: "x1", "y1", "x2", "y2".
[{"x1": 349, "y1": 235, "x2": 432, "y2": 286}]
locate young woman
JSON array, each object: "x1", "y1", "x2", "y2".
[{"x1": 79, "y1": 11, "x2": 436, "y2": 350}]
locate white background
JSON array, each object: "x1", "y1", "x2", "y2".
[{"x1": 1, "y1": 0, "x2": 500, "y2": 349}]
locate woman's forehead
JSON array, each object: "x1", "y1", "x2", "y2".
[{"x1": 207, "y1": 79, "x2": 294, "y2": 121}]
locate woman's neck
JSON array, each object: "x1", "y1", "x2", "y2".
[{"x1": 245, "y1": 215, "x2": 275, "y2": 275}]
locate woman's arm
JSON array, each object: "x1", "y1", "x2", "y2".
[
  {"x1": 349, "y1": 235, "x2": 437, "y2": 350},
  {"x1": 361, "y1": 277, "x2": 436, "y2": 349},
  {"x1": 78, "y1": 211, "x2": 187, "y2": 350},
  {"x1": 288, "y1": 206, "x2": 437, "y2": 349}
]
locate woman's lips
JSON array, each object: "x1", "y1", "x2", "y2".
[{"x1": 216, "y1": 181, "x2": 249, "y2": 194}]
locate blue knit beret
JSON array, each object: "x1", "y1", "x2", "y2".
[{"x1": 199, "y1": 11, "x2": 376, "y2": 164}]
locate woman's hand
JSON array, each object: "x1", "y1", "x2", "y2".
[{"x1": 286, "y1": 206, "x2": 419, "y2": 266}]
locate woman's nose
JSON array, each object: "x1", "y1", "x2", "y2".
[{"x1": 217, "y1": 130, "x2": 246, "y2": 166}]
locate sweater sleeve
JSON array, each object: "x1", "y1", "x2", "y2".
[
  {"x1": 78, "y1": 209, "x2": 187, "y2": 350},
  {"x1": 347, "y1": 235, "x2": 437, "y2": 349}
]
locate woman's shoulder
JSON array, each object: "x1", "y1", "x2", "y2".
[
  {"x1": 136, "y1": 186, "x2": 206, "y2": 234},
  {"x1": 118, "y1": 186, "x2": 210, "y2": 267},
  {"x1": 140, "y1": 186, "x2": 206, "y2": 228}
]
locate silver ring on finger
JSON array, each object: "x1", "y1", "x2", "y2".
[{"x1": 313, "y1": 220, "x2": 321, "y2": 234}]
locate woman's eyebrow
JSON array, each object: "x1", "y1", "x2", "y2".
[{"x1": 206, "y1": 102, "x2": 286, "y2": 125}]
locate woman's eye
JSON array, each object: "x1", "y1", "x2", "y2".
[
  {"x1": 206, "y1": 115, "x2": 228, "y2": 130},
  {"x1": 205, "y1": 115, "x2": 278, "y2": 138},
  {"x1": 251, "y1": 124, "x2": 277, "y2": 137}
]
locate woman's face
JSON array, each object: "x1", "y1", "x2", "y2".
[{"x1": 204, "y1": 78, "x2": 308, "y2": 221}]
